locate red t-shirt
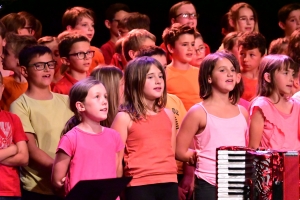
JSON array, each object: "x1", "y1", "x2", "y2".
[
  {"x1": 101, "y1": 40, "x2": 115, "y2": 65},
  {"x1": 0, "y1": 110, "x2": 28, "y2": 197},
  {"x1": 52, "y1": 73, "x2": 79, "y2": 95}
]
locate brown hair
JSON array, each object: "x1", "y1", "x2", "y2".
[
  {"x1": 1, "y1": 13, "x2": 26, "y2": 34},
  {"x1": 121, "y1": 56, "x2": 167, "y2": 121},
  {"x1": 62, "y1": 6, "x2": 95, "y2": 29},
  {"x1": 257, "y1": 54, "x2": 299, "y2": 97},
  {"x1": 4, "y1": 32, "x2": 37, "y2": 57},
  {"x1": 222, "y1": 31, "x2": 242, "y2": 51},
  {"x1": 90, "y1": 67, "x2": 123, "y2": 127},
  {"x1": 229, "y1": 2, "x2": 259, "y2": 32},
  {"x1": 169, "y1": 1, "x2": 195, "y2": 22},
  {"x1": 238, "y1": 32, "x2": 266, "y2": 56},
  {"x1": 287, "y1": 29, "x2": 300, "y2": 65},
  {"x1": 122, "y1": 29, "x2": 156, "y2": 61},
  {"x1": 278, "y1": 3, "x2": 300, "y2": 23},
  {"x1": 135, "y1": 46, "x2": 166, "y2": 58},
  {"x1": 199, "y1": 51, "x2": 243, "y2": 105},
  {"x1": 58, "y1": 32, "x2": 90, "y2": 57},
  {"x1": 38, "y1": 36, "x2": 59, "y2": 45},
  {"x1": 118, "y1": 12, "x2": 150, "y2": 31},
  {"x1": 268, "y1": 37, "x2": 289, "y2": 55},
  {"x1": 18, "y1": 11, "x2": 42, "y2": 39}
]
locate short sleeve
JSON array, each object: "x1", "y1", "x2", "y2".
[
  {"x1": 11, "y1": 113, "x2": 28, "y2": 143},
  {"x1": 57, "y1": 134, "x2": 74, "y2": 157}
]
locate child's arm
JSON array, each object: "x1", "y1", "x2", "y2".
[
  {"x1": 111, "y1": 112, "x2": 131, "y2": 144},
  {"x1": 52, "y1": 150, "x2": 71, "y2": 190},
  {"x1": 164, "y1": 108, "x2": 177, "y2": 153},
  {"x1": 116, "y1": 150, "x2": 124, "y2": 177},
  {"x1": 248, "y1": 108, "x2": 264, "y2": 149},
  {"x1": 1, "y1": 141, "x2": 28, "y2": 166},
  {"x1": 0, "y1": 144, "x2": 17, "y2": 162}
]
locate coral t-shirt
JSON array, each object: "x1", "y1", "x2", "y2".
[
  {"x1": 101, "y1": 40, "x2": 115, "y2": 65},
  {"x1": 90, "y1": 46, "x2": 105, "y2": 72},
  {"x1": 241, "y1": 76, "x2": 258, "y2": 101},
  {"x1": 52, "y1": 73, "x2": 82, "y2": 95}
]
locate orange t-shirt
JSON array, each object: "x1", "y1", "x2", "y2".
[
  {"x1": 241, "y1": 76, "x2": 258, "y2": 101},
  {"x1": 166, "y1": 65, "x2": 202, "y2": 111},
  {"x1": 52, "y1": 73, "x2": 80, "y2": 95},
  {"x1": 89, "y1": 46, "x2": 105, "y2": 72},
  {"x1": 0, "y1": 76, "x2": 28, "y2": 111},
  {"x1": 100, "y1": 40, "x2": 115, "y2": 65}
]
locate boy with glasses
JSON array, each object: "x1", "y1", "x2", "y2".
[
  {"x1": 53, "y1": 33, "x2": 94, "y2": 95},
  {"x1": 10, "y1": 45, "x2": 73, "y2": 200}
]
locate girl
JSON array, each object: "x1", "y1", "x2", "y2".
[
  {"x1": 52, "y1": 77, "x2": 124, "y2": 196},
  {"x1": 222, "y1": 31, "x2": 243, "y2": 60},
  {"x1": 228, "y1": 2, "x2": 259, "y2": 33},
  {"x1": 190, "y1": 31, "x2": 206, "y2": 67},
  {"x1": 90, "y1": 67, "x2": 124, "y2": 127},
  {"x1": 111, "y1": 57, "x2": 178, "y2": 200},
  {"x1": 249, "y1": 54, "x2": 300, "y2": 150},
  {"x1": 176, "y1": 52, "x2": 248, "y2": 200}
]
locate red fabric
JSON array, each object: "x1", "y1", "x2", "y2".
[
  {"x1": 52, "y1": 73, "x2": 79, "y2": 95},
  {"x1": 0, "y1": 111, "x2": 28, "y2": 196},
  {"x1": 100, "y1": 40, "x2": 115, "y2": 65},
  {"x1": 110, "y1": 53, "x2": 124, "y2": 71}
]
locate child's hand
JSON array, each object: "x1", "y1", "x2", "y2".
[
  {"x1": 186, "y1": 150, "x2": 197, "y2": 166},
  {"x1": 61, "y1": 177, "x2": 66, "y2": 185}
]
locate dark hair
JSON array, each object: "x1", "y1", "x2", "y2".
[
  {"x1": 238, "y1": 32, "x2": 266, "y2": 56},
  {"x1": 118, "y1": 12, "x2": 150, "y2": 31},
  {"x1": 105, "y1": 3, "x2": 130, "y2": 21},
  {"x1": 223, "y1": 32, "x2": 242, "y2": 51},
  {"x1": 17, "y1": 11, "x2": 42, "y2": 39},
  {"x1": 19, "y1": 45, "x2": 52, "y2": 68},
  {"x1": 121, "y1": 56, "x2": 167, "y2": 121},
  {"x1": 62, "y1": 6, "x2": 95, "y2": 29},
  {"x1": 287, "y1": 29, "x2": 300, "y2": 65},
  {"x1": 278, "y1": 3, "x2": 300, "y2": 23},
  {"x1": 135, "y1": 46, "x2": 166, "y2": 58},
  {"x1": 4, "y1": 32, "x2": 37, "y2": 57},
  {"x1": 221, "y1": 12, "x2": 235, "y2": 36},
  {"x1": 199, "y1": 52, "x2": 243, "y2": 105},
  {"x1": 257, "y1": 54, "x2": 299, "y2": 97},
  {"x1": 0, "y1": 21, "x2": 6, "y2": 39},
  {"x1": 268, "y1": 37, "x2": 289, "y2": 55},
  {"x1": 62, "y1": 77, "x2": 102, "y2": 135},
  {"x1": 58, "y1": 33, "x2": 90, "y2": 57},
  {"x1": 169, "y1": 1, "x2": 195, "y2": 23},
  {"x1": 1, "y1": 13, "x2": 26, "y2": 34}
]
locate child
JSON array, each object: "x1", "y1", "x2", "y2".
[
  {"x1": 111, "y1": 57, "x2": 178, "y2": 200},
  {"x1": 278, "y1": 3, "x2": 300, "y2": 39},
  {"x1": 249, "y1": 54, "x2": 300, "y2": 150},
  {"x1": 0, "y1": 71, "x2": 28, "y2": 199},
  {"x1": 228, "y1": 2, "x2": 259, "y2": 33},
  {"x1": 238, "y1": 32, "x2": 266, "y2": 101},
  {"x1": 62, "y1": 6, "x2": 105, "y2": 72},
  {"x1": 118, "y1": 12, "x2": 151, "y2": 34},
  {"x1": 268, "y1": 37, "x2": 289, "y2": 55},
  {"x1": 1, "y1": 13, "x2": 33, "y2": 36},
  {"x1": 110, "y1": 37, "x2": 126, "y2": 70},
  {"x1": 163, "y1": 23, "x2": 201, "y2": 110},
  {"x1": 190, "y1": 31, "x2": 206, "y2": 67},
  {"x1": 38, "y1": 36, "x2": 62, "y2": 83},
  {"x1": 288, "y1": 29, "x2": 300, "y2": 98},
  {"x1": 18, "y1": 11, "x2": 42, "y2": 39},
  {"x1": 90, "y1": 67, "x2": 124, "y2": 127},
  {"x1": 52, "y1": 77, "x2": 124, "y2": 196},
  {"x1": 176, "y1": 52, "x2": 248, "y2": 200},
  {"x1": 0, "y1": 33, "x2": 37, "y2": 111},
  {"x1": 101, "y1": 3, "x2": 130, "y2": 64},
  {"x1": 10, "y1": 45, "x2": 74, "y2": 199},
  {"x1": 222, "y1": 31, "x2": 242, "y2": 59},
  {"x1": 52, "y1": 33, "x2": 93, "y2": 95},
  {"x1": 0, "y1": 21, "x2": 12, "y2": 77}
]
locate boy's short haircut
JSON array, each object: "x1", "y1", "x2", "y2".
[
  {"x1": 1, "y1": 13, "x2": 26, "y2": 34},
  {"x1": 268, "y1": 37, "x2": 289, "y2": 55},
  {"x1": 105, "y1": 3, "x2": 130, "y2": 21},
  {"x1": 135, "y1": 46, "x2": 166, "y2": 58},
  {"x1": 169, "y1": 1, "x2": 194, "y2": 22},
  {"x1": 19, "y1": 45, "x2": 52, "y2": 68},
  {"x1": 238, "y1": 32, "x2": 266, "y2": 56},
  {"x1": 0, "y1": 21, "x2": 6, "y2": 39},
  {"x1": 37, "y1": 36, "x2": 59, "y2": 45},
  {"x1": 118, "y1": 12, "x2": 150, "y2": 31},
  {"x1": 4, "y1": 32, "x2": 37, "y2": 57},
  {"x1": 122, "y1": 29, "x2": 156, "y2": 61},
  {"x1": 222, "y1": 31, "x2": 242, "y2": 51},
  {"x1": 58, "y1": 32, "x2": 90, "y2": 57},
  {"x1": 18, "y1": 11, "x2": 42, "y2": 39},
  {"x1": 278, "y1": 3, "x2": 300, "y2": 23},
  {"x1": 62, "y1": 6, "x2": 95, "y2": 29},
  {"x1": 288, "y1": 29, "x2": 300, "y2": 65},
  {"x1": 115, "y1": 38, "x2": 125, "y2": 54},
  {"x1": 162, "y1": 23, "x2": 196, "y2": 49}
]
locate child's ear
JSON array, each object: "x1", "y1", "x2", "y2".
[
  {"x1": 264, "y1": 72, "x2": 271, "y2": 83},
  {"x1": 104, "y1": 20, "x2": 111, "y2": 29},
  {"x1": 236, "y1": 73, "x2": 242, "y2": 84},
  {"x1": 229, "y1": 18, "x2": 235, "y2": 28},
  {"x1": 75, "y1": 101, "x2": 85, "y2": 112},
  {"x1": 60, "y1": 57, "x2": 70, "y2": 65},
  {"x1": 2, "y1": 38, "x2": 6, "y2": 47},
  {"x1": 128, "y1": 50, "x2": 135, "y2": 60},
  {"x1": 208, "y1": 76, "x2": 212, "y2": 84},
  {"x1": 278, "y1": 21, "x2": 286, "y2": 30},
  {"x1": 293, "y1": 78, "x2": 300, "y2": 89},
  {"x1": 167, "y1": 44, "x2": 174, "y2": 54},
  {"x1": 20, "y1": 66, "x2": 28, "y2": 78},
  {"x1": 171, "y1": 18, "x2": 176, "y2": 25},
  {"x1": 66, "y1": 25, "x2": 73, "y2": 31}
]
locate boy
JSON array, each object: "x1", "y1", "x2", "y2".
[
  {"x1": 0, "y1": 33, "x2": 37, "y2": 111},
  {"x1": 288, "y1": 30, "x2": 300, "y2": 99},
  {"x1": 238, "y1": 32, "x2": 266, "y2": 101},
  {"x1": 101, "y1": 3, "x2": 130, "y2": 64},
  {"x1": 0, "y1": 71, "x2": 28, "y2": 199},
  {"x1": 53, "y1": 33, "x2": 93, "y2": 95},
  {"x1": 10, "y1": 45, "x2": 74, "y2": 199},
  {"x1": 0, "y1": 21, "x2": 12, "y2": 77},
  {"x1": 278, "y1": 3, "x2": 300, "y2": 39},
  {"x1": 62, "y1": 6, "x2": 105, "y2": 72},
  {"x1": 163, "y1": 23, "x2": 201, "y2": 111}
]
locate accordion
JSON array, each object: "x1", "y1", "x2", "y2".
[{"x1": 216, "y1": 146, "x2": 299, "y2": 200}]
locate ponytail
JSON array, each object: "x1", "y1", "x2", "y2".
[{"x1": 61, "y1": 115, "x2": 81, "y2": 136}]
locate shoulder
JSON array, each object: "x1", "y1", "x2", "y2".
[
  {"x1": 114, "y1": 111, "x2": 131, "y2": 123},
  {"x1": 52, "y1": 93, "x2": 69, "y2": 102},
  {"x1": 292, "y1": 91, "x2": 300, "y2": 102},
  {"x1": 187, "y1": 103, "x2": 206, "y2": 117},
  {"x1": 238, "y1": 105, "x2": 249, "y2": 121},
  {"x1": 164, "y1": 108, "x2": 174, "y2": 118},
  {"x1": 10, "y1": 94, "x2": 26, "y2": 107},
  {"x1": 167, "y1": 93, "x2": 180, "y2": 103}
]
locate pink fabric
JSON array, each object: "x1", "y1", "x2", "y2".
[
  {"x1": 250, "y1": 97, "x2": 300, "y2": 150},
  {"x1": 57, "y1": 126, "x2": 124, "y2": 195},
  {"x1": 238, "y1": 98, "x2": 250, "y2": 110},
  {"x1": 194, "y1": 103, "x2": 248, "y2": 186}
]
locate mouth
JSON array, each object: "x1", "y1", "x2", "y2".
[
  {"x1": 42, "y1": 74, "x2": 51, "y2": 78},
  {"x1": 186, "y1": 53, "x2": 193, "y2": 57},
  {"x1": 245, "y1": 27, "x2": 252, "y2": 31},
  {"x1": 225, "y1": 79, "x2": 233, "y2": 83},
  {"x1": 286, "y1": 85, "x2": 292, "y2": 88},
  {"x1": 100, "y1": 108, "x2": 108, "y2": 112},
  {"x1": 154, "y1": 87, "x2": 162, "y2": 91}
]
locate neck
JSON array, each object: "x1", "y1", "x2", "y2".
[
  {"x1": 110, "y1": 34, "x2": 119, "y2": 44},
  {"x1": 205, "y1": 88, "x2": 233, "y2": 106},
  {"x1": 13, "y1": 71, "x2": 27, "y2": 83},
  {"x1": 69, "y1": 70, "x2": 87, "y2": 81},
  {"x1": 242, "y1": 69, "x2": 259, "y2": 79},
  {"x1": 25, "y1": 85, "x2": 52, "y2": 100},
  {"x1": 77, "y1": 117, "x2": 103, "y2": 134},
  {"x1": 170, "y1": 59, "x2": 191, "y2": 70},
  {"x1": 144, "y1": 98, "x2": 156, "y2": 114},
  {"x1": 268, "y1": 92, "x2": 290, "y2": 105}
]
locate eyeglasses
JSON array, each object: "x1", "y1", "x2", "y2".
[
  {"x1": 195, "y1": 46, "x2": 206, "y2": 54},
  {"x1": 30, "y1": 61, "x2": 57, "y2": 71},
  {"x1": 112, "y1": 19, "x2": 121, "y2": 23},
  {"x1": 238, "y1": 17, "x2": 255, "y2": 22},
  {"x1": 175, "y1": 13, "x2": 199, "y2": 19},
  {"x1": 68, "y1": 50, "x2": 95, "y2": 60}
]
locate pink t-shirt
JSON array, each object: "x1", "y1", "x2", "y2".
[
  {"x1": 57, "y1": 126, "x2": 124, "y2": 195},
  {"x1": 250, "y1": 97, "x2": 300, "y2": 150}
]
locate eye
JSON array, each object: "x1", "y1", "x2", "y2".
[
  {"x1": 231, "y1": 68, "x2": 236, "y2": 72},
  {"x1": 220, "y1": 69, "x2": 224, "y2": 72},
  {"x1": 250, "y1": 17, "x2": 255, "y2": 21}
]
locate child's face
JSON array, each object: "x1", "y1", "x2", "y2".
[
  {"x1": 143, "y1": 64, "x2": 164, "y2": 101},
  {"x1": 45, "y1": 41, "x2": 62, "y2": 70},
  {"x1": 2, "y1": 47, "x2": 18, "y2": 71},
  {"x1": 238, "y1": 46, "x2": 262, "y2": 73},
  {"x1": 169, "y1": 34, "x2": 195, "y2": 63},
  {"x1": 73, "y1": 17, "x2": 95, "y2": 41},
  {"x1": 80, "y1": 84, "x2": 108, "y2": 122},
  {"x1": 273, "y1": 68, "x2": 294, "y2": 95},
  {"x1": 230, "y1": 40, "x2": 240, "y2": 60},
  {"x1": 23, "y1": 53, "x2": 55, "y2": 88},
  {"x1": 210, "y1": 57, "x2": 240, "y2": 92},
  {"x1": 151, "y1": 55, "x2": 167, "y2": 70},
  {"x1": 67, "y1": 41, "x2": 92, "y2": 73},
  {"x1": 190, "y1": 37, "x2": 205, "y2": 67},
  {"x1": 281, "y1": 9, "x2": 300, "y2": 37},
  {"x1": 111, "y1": 10, "x2": 129, "y2": 38},
  {"x1": 237, "y1": 7, "x2": 255, "y2": 32},
  {"x1": 173, "y1": 4, "x2": 197, "y2": 28}
]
